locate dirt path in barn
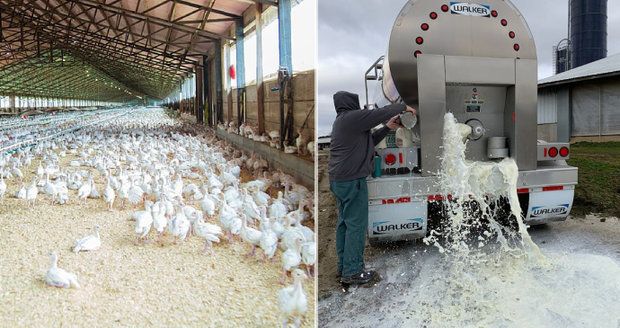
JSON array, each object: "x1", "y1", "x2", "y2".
[{"x1": 0, "y1": 124, "x2": 315, "y2": 328}]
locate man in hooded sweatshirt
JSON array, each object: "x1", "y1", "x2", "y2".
[{"x1": 329, "y1": 91, "x2": 416, "y2": 285}]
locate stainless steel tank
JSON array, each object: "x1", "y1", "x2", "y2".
[
  {"x1": 382, "y1": 0, "x2": 537, "y2": 104},
  {"x1": 370, "y1": 0, "x2": 539, "y2": 174},
  {"x1": 365, "y1": 0, "x2": 579, "y2": 243}
]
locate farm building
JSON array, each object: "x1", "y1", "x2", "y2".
[
  {"x1": 538, "y1": 52, "x2": 620, "y2": 143},
  {"x1": 0, "y1": 1, "x2": 315, "y2": 327}
]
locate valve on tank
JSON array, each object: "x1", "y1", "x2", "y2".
[{"x1": 465, "y1": 119, "x2": 485, "y2": 141}]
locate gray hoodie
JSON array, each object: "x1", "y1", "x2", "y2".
[{"x1": 328, "y1": 91, "x2": 406, "y2": 182}]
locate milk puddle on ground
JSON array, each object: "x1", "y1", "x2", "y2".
[{"x1": 405, "y1": 113, "x2": 620, "y2": 328}]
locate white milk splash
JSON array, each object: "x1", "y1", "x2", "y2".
[
  {"x1": 410, "y1": 113, "x2": 620, "y2": 327},
  {"x1": 424, "y1": 112, "x2": 541, "y2": 262}
]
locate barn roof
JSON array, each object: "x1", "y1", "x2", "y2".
[{"x1": 539, "y1": 52, "x2": 620, "y2": 89}]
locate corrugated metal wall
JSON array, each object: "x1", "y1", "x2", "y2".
[
  {"x1": 572, "y1": 83, "x2": 600, "y2": 136},
  {"x1": 539, "y1": 79, "x2": 620, "y2": 138},
  {"x1": 538, "y1": 89, "x2": 558, "y2": 124},
  {"x1": 571, "y1": 80, "x2": 620, "y2": 136},
  {"x1": 601, "y1": 82, "x2": 620, "y2": 135}
]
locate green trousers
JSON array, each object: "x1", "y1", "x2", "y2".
[{"x1": 330, "y1": 177, "x2": 369, "y2": 277}]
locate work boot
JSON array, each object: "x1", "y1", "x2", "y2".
[{"x1": 340, "y1": 270, "x2": 379, "y2": 285}]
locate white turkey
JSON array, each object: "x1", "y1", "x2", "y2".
[
  {"x1": 168, "y1": 206, "x2": 190, "y2": 242},
  {"x1": 219, "y1": 199, "x2": 242, "y2": 242},
  {"x1": 200, "y1": 194, "x2": 216, "y2": 218},
  {"x1": 194, "y1": 219, "x2": 223, "y2": 255},
  {"x1": 281, "y1": 236, "x2": 302, "y2": 284},
  {"x1": 134, "y1": 204, "x2": 153, "y2": 243},
  {"x1": 259, "y1": 217, "x2": 278, "y2": 261},
  {"x1": 278, "y1": 269, "x2": 308, "y2": 328},
  {"x1": 242, "y1": 188, "x2": 261, "y2": 223},
  {"x1": 301, "y1": 241, "x2": 316, "y2": 277},
  {"x1": 45, "y1": 252, "x2": 80, "y2": 289},
  {"x1": 25, "y1": 178, "x2": 38, "y2": 207},
  {"x1": 269, "y1": 191, "x2": 288, "y2": 219},
  {"x1": 127, "y1": 179, "x2": 144, "y2": 207},
  {"x1": 73, "y1": 225, "x2": 102, "y2": 253},
  {"x1": 151, "y1": 202, "x2": 167, "y2": 242},
  {"x1": 240, "y1": 214, "x2": 262, "y2": 257},
  {"x1": 77, "y1": 176, "x2": 92, "y2": 204},
  {"x1": 103, "y1": 177, "x2": 115, "y2": 211}
]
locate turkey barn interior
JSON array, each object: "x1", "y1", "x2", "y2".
[{"x1": 0, "y1": 0, "x2": 316, "y2": 327}]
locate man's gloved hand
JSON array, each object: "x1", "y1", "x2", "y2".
[
  {"x1": 405, "y1": 105, "x2": 417, "y2": 115},
  {"x1": 386, "y1": 115, "x2": 401, "y2": 130}
]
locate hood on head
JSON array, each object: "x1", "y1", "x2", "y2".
[{"x1": 333, "y1": 91, "x2": 361, "y2": 114}]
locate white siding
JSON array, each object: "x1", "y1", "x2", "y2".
[
  {"x1": 571, "y1": 80, "x2": 620, "y2": 136},
  {"x1": 601, "y1": 81, "x2": 620, "y2": 135},
  {"x1": 572, "y1": 83, "x2": 600, "y2": 136},
  {"x1": 537, "y1": 89, "x2": 558, "y2": 124}
]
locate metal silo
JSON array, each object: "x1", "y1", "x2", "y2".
[{"x1": 569, "y1": 0, "x2": 607, "y2": 69}]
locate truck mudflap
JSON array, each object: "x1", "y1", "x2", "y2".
[
  {"x1": 368, "y1": 197, "x2": 428, "y2": 242},
  {"x1": 522, "y1": 185, "x2": 575, "y2": 225},
  {"x1": 367, "y1": 184, "x2": 576, "y2": 243},
  {"x1": 366, "y1": 166, "x2": 577, "y2": 243}
]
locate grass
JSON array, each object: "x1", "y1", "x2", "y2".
[{"x1": 568, "y1": 142, "x2": 620, "y2": 218}]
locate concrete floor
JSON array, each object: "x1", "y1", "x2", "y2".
[
  {"x1": 318, "y1": 215, "x2": 620, "y2": 328},
  {"x1": 318, "y1": 151, "x2": 620, "y2": 328}
]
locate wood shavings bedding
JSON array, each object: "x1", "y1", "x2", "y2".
[{"x1": 0, "y1": 155, "x2": 315, "y2": 328}]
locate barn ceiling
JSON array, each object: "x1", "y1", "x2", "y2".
[{"x1": 0, "y1": 0, "x2": 272, "y2": 101}]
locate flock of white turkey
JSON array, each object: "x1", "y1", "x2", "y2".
[
  {"x1": 218, "y1": 120, "x2": 315, "y2": 158},
  {"x1": 0, "y1": 107, "x2": 314, "y2": 327}
]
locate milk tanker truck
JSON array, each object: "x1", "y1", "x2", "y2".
[{"x1": 364, "y1": 0, "x2": 578, "y2": 244}]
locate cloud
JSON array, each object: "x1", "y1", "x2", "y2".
[{"x1": 318, "y1": 0, "x2": 620, "y2": 135}]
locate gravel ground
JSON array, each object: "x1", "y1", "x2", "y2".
[
  {"x1": 317, "y1": 151, "x2": 339, "y2": 297},
  {"x1": 0, "y1": 140, "x2": 315, "y2": 327},
  {"x1": 317, "y1": 151, "x2": 620, "y2": 328}
]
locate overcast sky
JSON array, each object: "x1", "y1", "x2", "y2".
[{"x1": 317, "y1": 0, "x2": 620, "y2": 136}]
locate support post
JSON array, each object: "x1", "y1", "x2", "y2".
[
  {"x1": 196, "y1": 68, "x2": 204, "y2": 124},
  {"x1": 278, "y1": 0, "x2": 293, "y2": 146},
  {"x1": 224, "y1": 41, "x2": 232, "y2": 123},
  {"x1": 256, "y1": 4, "x2": 265, "y2": 134},
  {"x1": 278, "y1": 0, "x2": 293, "y2": 73},
  {"x1": 179, "y1": 81, "x2": 184, "y2": 114},
  {"x1": 9, "y1": 95, "x2": 15, "y2": 114},
  {"x1": 203, "y1": 55, "x2": 211, "y2": 126},
  {"x1": 215, "y1": 41, "x2": 223, "y2": 124},
  {"x1": 235, "y1": 21, "x2": 246, "y2": 128}
]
